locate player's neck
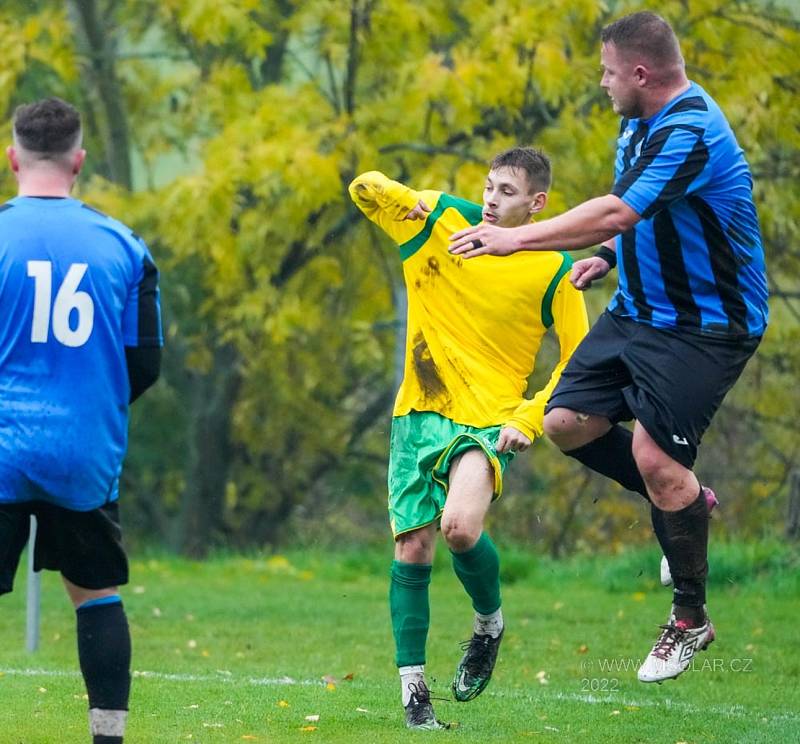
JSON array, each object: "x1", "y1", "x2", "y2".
[
  {"x1": 17, "y1": 172, "x2": 75, "y2": 198},
  {"x1": 641, "y1": 78, "x2": 691, "y2": 120}
]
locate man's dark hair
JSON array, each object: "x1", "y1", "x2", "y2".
[
  {"x1": 13, "y1": 97, "x2": 82, "y2": 156},
  {"x1": 601, "y1": 11, "x2": 682, "y2": 67},
  {"x1": 490, "y1": 147, "x2": 552, "y2": 193}
]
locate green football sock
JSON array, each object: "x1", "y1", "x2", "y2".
[
  {"x1": 390, "y1": 561, "x2": 432, "y2": 668},
  {"x1": 451, "y1": 531, "x2": 501, "y2": 615}
]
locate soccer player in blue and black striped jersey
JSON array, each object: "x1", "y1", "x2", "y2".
[
  {"x1": 0, "y1": 98, "x2": 163, "y2": 743},
  {"x1": 449, "y1": 12, "x2": 767, "y2": 684}
]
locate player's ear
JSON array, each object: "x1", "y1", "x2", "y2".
[
  {"x1": 6, "y1": 146, "x2": 19, "y2": 173},
  {"x1": 528, "y1": 191, "x2": 547, "y2": 215},
  {"x1": 72, "y1": 148, "x2": 86, "y2": 175}
]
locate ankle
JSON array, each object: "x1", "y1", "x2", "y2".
[
  {"x1": 474, "y1": 608, "x2": 504, "y2": 638},
  {"x1": 399, "y1": 665, "x2": 425, "y2": 706},
  {"x1": 673, "y1": 604, "x2": 706, "y2": 627}
]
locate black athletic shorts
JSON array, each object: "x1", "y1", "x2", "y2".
[
  {"x1": 0, "y1": 501, "x2": 128, "y2": 596},
  {"x1": 545, "y1": 311, "x2": 761, "y2": 468}
]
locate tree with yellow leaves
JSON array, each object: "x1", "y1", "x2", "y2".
[{"x1": 0, "y1": 0, "x2": 797, "y2": 555}]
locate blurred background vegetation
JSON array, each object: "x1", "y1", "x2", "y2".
[{"x1": 1, "y1": 0, "x2": 797, "y2": 557}]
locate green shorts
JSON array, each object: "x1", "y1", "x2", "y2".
[{"x1": 387, "y1": 410, "x2": 515, "y2": 538}]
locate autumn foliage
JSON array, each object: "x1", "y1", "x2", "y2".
[{"x1": 1, "y1": 0, "x2": 798, "y2": 555}]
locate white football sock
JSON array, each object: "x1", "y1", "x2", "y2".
[
  {"x1": 474, "y1": 608, "x2": 504, "y2": 639},
  {"x1": 399, "y1": 664, "x2": 425, "y2": 706}
]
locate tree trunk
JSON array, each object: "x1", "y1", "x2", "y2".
[
  {"x1": 67, "y1": 0, "x2": 133, "y2": 189},
  {"x1": 174, "y1": 342, "x2": 241, "y2": 557},
  {"x1": 787, "y1": 470, "x2": 800, "y2": 541}
]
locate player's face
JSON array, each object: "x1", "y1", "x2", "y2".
[
  {"x1": 600, "y1": 42, "x2": 644, "y2": 118},
  {"x1": 482, "y1": 167, "x2": 543, "y2": 228}
]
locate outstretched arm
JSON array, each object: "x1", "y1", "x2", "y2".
[
  {"x1": 449, "y1": 194, "x2": 639, "y2": 258},
  {"x1": 349, "y1": 171, "x2": 432, "y2": 243}
]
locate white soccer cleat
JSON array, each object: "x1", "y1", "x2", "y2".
[
  {"x1": 637, "y1": 612, "x2": 715, "y2": 683},
  {"x1": 659, "y1": 486, "x2": 719, "y2": 587}
]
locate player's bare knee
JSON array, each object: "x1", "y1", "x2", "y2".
[
  {"x1": 441, "y1": 516, "x2": 480, "y2": 552},
  {"x1": 634, "y1": 450, "x2": 687, "y2": 509},
  {"x1": 633, "y1": 440, "x2": 671, "y2": 484},
  {"x1": 543, "y1": 408, "x2": 581, "y2": 448},
  {"x1": 63, "y1": 578, "x2": 119, "y2": 609},
  {"x1": 395, "y1": 530, "x2": 433, "y2": 563}
]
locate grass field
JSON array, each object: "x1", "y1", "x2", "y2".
[{"x1": 0, "y1": 541, "x2": 798, "y2": 743}]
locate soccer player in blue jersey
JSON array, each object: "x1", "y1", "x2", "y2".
[
  {"x1": 0, "y1": 98, "x2": 163, "y2": 743},
  {"x1": 449, "y1": 12, "x2": 768, "y2": 683}
]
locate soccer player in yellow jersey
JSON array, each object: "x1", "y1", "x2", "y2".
[{"x1": 349, "y1": 147, "x2": 589, "y2": 729}]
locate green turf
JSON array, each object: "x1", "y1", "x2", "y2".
[{"x1": 0, "y1": 541, "x2": 798, "y2": 742}]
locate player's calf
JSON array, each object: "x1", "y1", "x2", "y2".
[
  {"x1": 660, "y1": 486, "x2": 718, "y2": 586},
  {"x1": 76, "y1": 595, "x2": 131, "y2": 744}
]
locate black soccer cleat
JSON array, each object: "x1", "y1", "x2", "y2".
[
  {"x1": 404, "y1": 680, "x2": 450, "y2": 730},
  {"x1": 452, "y1": 628, "x2": 504, "y2": 702}
]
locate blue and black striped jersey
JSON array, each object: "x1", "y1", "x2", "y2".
[
  {"x1": 609, "y1": 81, "x2": 768, "y2": 338},
  {"x1": 0, "y1": 197, "x2": 163, "y2": 510}
]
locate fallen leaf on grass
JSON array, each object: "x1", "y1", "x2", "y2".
[
  {"x1": 277, "y1": 700, "x2": 289, "y2": 708},
  {"x1": 241, "y1": 736, "x2": 258, "y2": 741},
  {"x1": 325, "y1": 682, "x2": 336, "y2": 691},
  {"x1": 343, "y1": 673, "x2": 354, "y2": 681},
  {"x1": 577, "y1": 644, "x2": 589, "y2": 654},
  {"x1": 300, "y1": 726, "x2": 318, "y2": 732}
]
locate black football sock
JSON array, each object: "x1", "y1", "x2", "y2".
[
  {"x1": 564, "y1": 425, "x2": 649, "y2": 501},
  {"x1": 76, "y1": 597, "x2": 131, "y2": 744},
  {"x1": 653, "y1": 489, "x2": 710, "y2": 625}
]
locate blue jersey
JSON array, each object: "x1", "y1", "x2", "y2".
[
  {"x1": 609, "y1": 82, "x2": 768, "y2": 338},
  {"x1": 0, "y1": 196, "x2": 163, "y2": 510}
]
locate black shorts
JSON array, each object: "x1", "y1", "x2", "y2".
[
  {"x1": 0, "y1": 501, "x2": 128, "y2": 596},
  {"x1": 545, "y1": 311, "x2": 761, "y2": 468}
]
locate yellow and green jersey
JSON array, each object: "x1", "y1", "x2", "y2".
[{"x1": 349, "y1": 171, "x2": 589, "y2": 440}]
